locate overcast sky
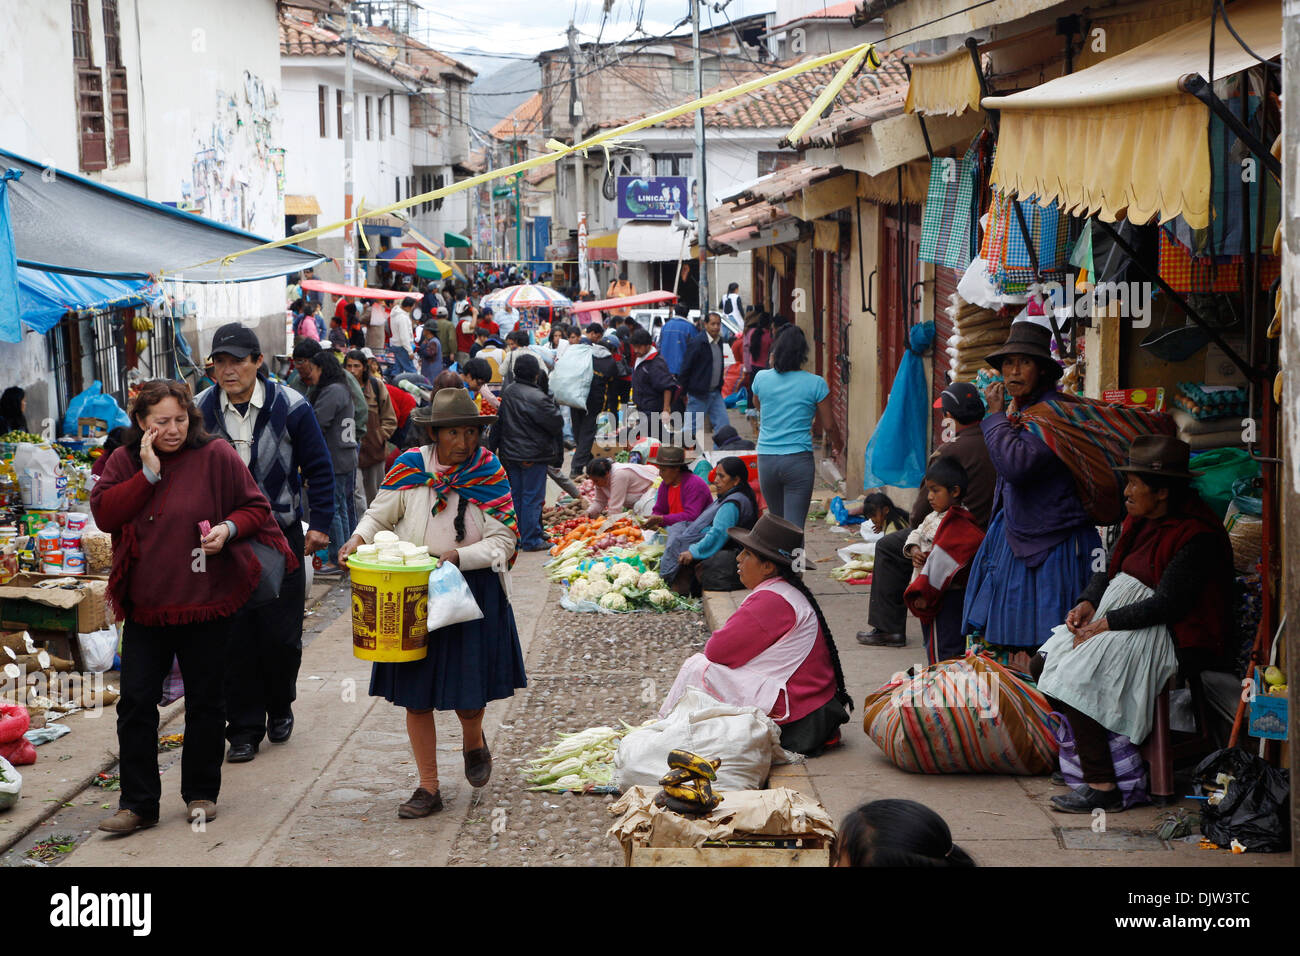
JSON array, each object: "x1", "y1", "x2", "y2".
[{"x1": 416, "y1": 0, "x2": 771, "y2": 60}]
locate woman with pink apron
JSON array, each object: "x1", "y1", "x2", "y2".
[{"x1": 660, "y1": 513, "x2": 853, "y2": 756}]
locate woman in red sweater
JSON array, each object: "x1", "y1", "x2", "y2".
[
  {"x1": 659, "y1": 513, "x2": 853, "y2": 755},
  {"x1": 91, "y1": 380, "x2": 296, "y2": 835}
]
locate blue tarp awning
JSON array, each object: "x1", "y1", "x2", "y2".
[
  {"x1": 0, "y1": 146, "x2": 324, "y2": 282},
  {"x1": 17, "y1": 266, "x2": 163, "y2": 334}
]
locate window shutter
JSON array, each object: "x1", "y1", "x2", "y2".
[
  {"x1": 102, "y1": 0, "x2": 130, "y2": 164},
  {"x1": 71, "y1": 0, "x2": 106, "y2": 171}
]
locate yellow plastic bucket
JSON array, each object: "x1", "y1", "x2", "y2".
[{"x1": 346, "y1": 554, "x2": 439, "y2": 662}]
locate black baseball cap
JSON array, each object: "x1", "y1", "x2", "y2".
[
  {"x1": 209, "y1": 323, "x2": 262, "y2": 360},
  {"x1": 292, "y1": 339, "x2": 322, "y2": 360},
  {"x1": 933, "y1": 381, "x2": 985, "y2": 424}
]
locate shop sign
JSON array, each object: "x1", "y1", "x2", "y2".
[
  {"x1": 617, "y1": 176, "x2": 694, "y2": 221},
  {"x1": 1102, "y1": 387, "x2": 1165, "y2": 411}
]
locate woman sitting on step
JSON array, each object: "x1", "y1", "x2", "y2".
[{"x1": 659, "y1": 513, "x2": 853, "y2": 756}]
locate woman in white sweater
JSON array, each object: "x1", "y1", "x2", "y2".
[{"x1": 339, "y1": 387, "x2": 525, "y2": 819}]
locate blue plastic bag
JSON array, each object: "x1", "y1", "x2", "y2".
[
  {"x1": 63, "y1": 381, "x2": 130, "y2": 436},
  {"x1": 862, "y1": 321, "x2": 935, "y2": 490}
]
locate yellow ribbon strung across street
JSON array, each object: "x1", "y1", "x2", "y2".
[{"x1": 189, "y1": 42, "x2": 879, "y2": 275}]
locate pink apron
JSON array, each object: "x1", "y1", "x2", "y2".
[{"x1": 659, "y1": 578, "x2": 818, "y2": 721}]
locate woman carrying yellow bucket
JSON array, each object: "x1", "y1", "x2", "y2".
[{"x1": 339, "y1": 388, "x2": 525, "y2": 819}]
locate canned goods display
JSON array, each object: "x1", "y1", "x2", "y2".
[
  {"x1": 63, "y1": 550, "x2": 85, "y2": 574},
  {"x1": 61, "y1": 530, "x2": 82, "y2": 551},
  {"x1": 65, "y1": 512, "x2": 88, "y2": 531},
  {"x1": 43, "y1": 548, "x2": 63, "y2": 573}
]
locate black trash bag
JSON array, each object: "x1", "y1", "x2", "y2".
[{"x1": 1192, "y1": 747, "x2": 1290, "y2": 853}]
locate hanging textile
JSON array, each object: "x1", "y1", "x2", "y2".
[
  {"x1": 918, "y1": 137, "x2": 980, "y2": 271},
  {"x1": 1157, "y1": 227, "x2": 1281, "y2": 294},
  {"x1": 862, "y1": 321, "x2": 936, "y2": 489},
  {"x1": 979, "y1": 191, "x2": 1071, "y2": 295}
]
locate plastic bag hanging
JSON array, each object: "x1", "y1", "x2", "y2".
[{"x1": 862, "y1": 321, "x2": 935, "y2": 490}]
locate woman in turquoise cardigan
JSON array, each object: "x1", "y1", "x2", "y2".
[{"x1": 662, "y1": 457, "x2": 759, "y2": 595}]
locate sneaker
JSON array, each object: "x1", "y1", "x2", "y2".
[
  {"x1": 1050, "y1": 785, "x2": 1123, "y2": 814},
  {"x1": 315, "y1": 563, "x2": 345, "y2": 577}
]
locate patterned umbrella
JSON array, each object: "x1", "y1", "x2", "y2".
[
  {"x1": 377, "y1": 246, "x2": 452, "y2": 280},
  {"x1": 479, "y1": 284, "x2": 572, "y2": 312}
]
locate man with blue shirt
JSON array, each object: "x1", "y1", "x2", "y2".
[
  {"x1": 677, "y1": 311, "x2": 728, "y2": 447},
  {"x1": 656, "y1": 306, "x2": 697, "y2": 375}
]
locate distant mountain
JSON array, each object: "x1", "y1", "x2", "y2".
[{"x1": 469, "y1": 58, "x2": 543, "y2": 134}]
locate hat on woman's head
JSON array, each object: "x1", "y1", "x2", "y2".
[
  {"x1": 985, "y1": 321, "x2": 1062, "y2": 383},
  {"x1": 1115, "y1": 435, "x2": 1201, "y2": 480},
  {"x1": 653, "y1": 445, "x2": 692, "y2": 468},
  {"x1": 408, "y1": 386, "x2": 497, "y2": 428},
  {"x1": 728, "y1": 512, "x2": 803, "y2": 568}
]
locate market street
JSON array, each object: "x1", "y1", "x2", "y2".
[{"x1": 13, "y1": 488, "x2": 1282, "y2": 869}]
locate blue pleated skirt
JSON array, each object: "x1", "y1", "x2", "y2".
[
  {"x1": 960, "y1": 511, "x2": 1100, "y2": 650},
  {"x1": 369, "y1": 567, "x2": 527, "y2": 711}
]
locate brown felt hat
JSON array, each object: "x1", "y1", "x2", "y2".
[
  {"x1": 728, "y1": 512, "x2": 803, "y2": 568},
  {"x1": 1115, "y1": 434, "x2": 1201, "y2": 480},
  {"x1": 408, "y1": 386, "x2": 496, "y2": 428},
  {"x1": 985, "y1": 321, "x2": 1063, "y2": 384},
  {"x1": 653, "y1": 445, "x2": 692, "y2": 468}
]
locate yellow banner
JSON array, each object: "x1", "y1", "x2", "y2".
[{"x1": 186, "y1": 42, "x2": 879, "y2": 275}]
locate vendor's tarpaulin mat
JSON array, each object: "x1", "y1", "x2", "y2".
[
  {"x1": 862, "y1": 653, "x2": 1058, "y2": 775},
  {"x1": 1193, "y1": 747, "x2": 1290, "y2": 853},
  {"x1": 0, "y1": 147, "x2": 324, "y2": 282},
  {"x1": 607, "y1": 786, "x2": 836, "y2": 863}
]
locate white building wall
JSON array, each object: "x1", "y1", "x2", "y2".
[{"x1": 0, "y1": 0, "x2": 289, "y2": 415}]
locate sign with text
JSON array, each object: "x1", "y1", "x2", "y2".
[{"x1": 617, "y1": 176, "x2": 695, "y2": 221}]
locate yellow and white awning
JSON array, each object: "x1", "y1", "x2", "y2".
[
  {"x1": 904, "y1": 48, "x2": 982, "y2": 116},
  {"x1": 983, "y1": 0, "x2": 1280, "y2": 228}
]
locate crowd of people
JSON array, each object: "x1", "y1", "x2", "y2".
[{"x1": 75, "y1": 261, "x2": 1242, "y2": 864}]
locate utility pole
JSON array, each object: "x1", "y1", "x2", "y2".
[
  {"x1": 690, "y1": 0, "x2": 709, "y2": 316},
  {"x1": 343, "y1": 4, "x2": 356, "y2": 285},
  {"x1": 513, "y1": 120, "x2": 522, "y2": 265},
  {"x1": 567, "y1": 21, "x2": 588, "y2": 292}
]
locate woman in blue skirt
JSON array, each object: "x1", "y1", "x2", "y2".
[
  {"x1": 963, "y1": 323, "x2": 1100, "y2": 670},
  {"x1": 339, "y1": 388, "x2": 526, "y2": 819}
]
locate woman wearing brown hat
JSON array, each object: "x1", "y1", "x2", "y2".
[
  {"x1": 959, "y1": 322, "x2": 1101, "y2": 668},
  {"x1": 1028, "y1": 436, "x2": 1234, "y2": 813},
  {"x1": 642, "y1": 445, "x2": 712, "y2": 532},
  {"x1": 337, "y1": 388, "x2": 526, "y2": 819},
  {"x1": 658, "y1": 513, "x2": 854, "y2": 756}
]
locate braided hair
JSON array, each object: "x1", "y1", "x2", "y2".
[
  {"x1": 453, "y1": 495, "x2": 470, "y2": 544},
  {"x1": 776, "y1": 564, "x2": 853, "y2": 713}
]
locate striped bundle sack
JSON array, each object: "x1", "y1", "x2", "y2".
[
  {"x1": 862, "y1": 654, "x2": 1058, "y2": 775},
  {"x1": 1012, "y1": 393, "x2": 1176, "y2": 525}
]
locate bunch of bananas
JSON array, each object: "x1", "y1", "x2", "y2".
[
  {"x1": 652, "y1": 749, "x2": 723, "y2": 816},
  {"x1": 132, "y1": 313, "x2": 154, "y2": 332}
]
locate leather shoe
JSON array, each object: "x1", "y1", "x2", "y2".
[
  {"x1": 268, "y1": 714, "x2": 294, "y2": 743},
  {"x1": 398, "y1": 787, "x2": 443, "y2": 818},
  {"x1": 187, "y1": 800, "x2": 218, "y2": 823},
  {"x1": 226, "y1": 741, "x2": 258, "y2": 763},
  {"x1": 1051, "y1": 771, "x2": 1067, "y2": 786},
  {"x1": 98, "y1": 808, "x2": 158, "y2": 834},
  {"x1": 464, "y1": 735, "x2": 492, "y2": 788},
  {"x1": 1050, "y1": 785, "x2": 1122, "y2": 814},
  {"x1": 856, "y1": 629, "x2": 906, "y2": 647}
]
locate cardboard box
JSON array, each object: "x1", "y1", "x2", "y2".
[
  {"x1": 0, "y1": 573, "x2": 110, "y2": 634},
  {"x1": 1205, "y1": 340, "x2": 1249, "y2": 386}
]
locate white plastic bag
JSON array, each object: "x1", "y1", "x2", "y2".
[
  {"x1": 78, "y1": 623, "x2": 118, "y2": 674},
  {"x1": 0, "y1": 755, "x2": 21, "y2": 812},
  {"x1": 550, "y1": 343, "x2": 594, "y2": 409},
  {"x1": 615, "y1": 688, "x2": 788, "y2": 792},
  {"x1": 13, "y1": 443, "x2": 63, "y2": 510},
  {"x1": 426, "y1": 561, "x2": 484, "y2": 633}
]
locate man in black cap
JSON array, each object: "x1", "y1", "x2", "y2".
[
  {"x1": 857, "y1": 381, "x2": 996, "y2": 648},
  {"x1": 197, "y1": 323, "x2": 337, "y2": 762}
]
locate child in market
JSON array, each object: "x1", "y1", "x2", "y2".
[
  {"x1": 904, "y1": 458, "x2": 984, "y2": 663},
  {"x1": 836, "y1": 799, "x2": 975, "y2": 867}
]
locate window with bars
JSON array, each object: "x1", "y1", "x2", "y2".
[
  {"x1": 336, "y1": 89, "x2": 343, "y2": 140},
  {"x1": 378, "y1": 97, "x2": 385, "y2": 141},
  {"x1": 365, "y1": 96, "x2": 372, "y2": 140},
  {"x1": 318, "y1": 85, "x2": 328, "y2": 138},
  {"x1": 71, "y1": 0, "x2": 106, "y2": 171},
  {"x1": 653, "y1": 154, "x2": 692, "y2": 177},
  {"x1": 101, "y1": 0, "x2": 129, "y2": 164}
]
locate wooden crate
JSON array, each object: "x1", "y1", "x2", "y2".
[{"x1": 629, "y1": 837, "x2": 830, "y2": 867}]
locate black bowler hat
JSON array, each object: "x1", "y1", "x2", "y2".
[{"x1": 209, "y1": 323, "x2": 262, "y2": 360}]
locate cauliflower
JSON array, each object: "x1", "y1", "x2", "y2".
[
  {"x1": 647, "y1": 588, "x2": 677, "y2": 607},
  {"x1": 637, "y1": 571, "x2": 663, "y2": 591},
  {"x1": 599, "y1": 591, "x2": 628, "y2": 611},
  {"x1": 586, "y1": 577, "x2": 613, "y2": 598},
  {"x1": 568, "y1": 579, "x2": 591, "y2": 602},
  {"x1": 585, "y1": 564, "x2": 609, "y2": 583},
  {"x1": 613, "y1": 562, "x2": 639, "y2": 581}
]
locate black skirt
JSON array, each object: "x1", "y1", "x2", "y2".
[{"x1": 369, "y1": 567, "x2": 527, "y2": 711}]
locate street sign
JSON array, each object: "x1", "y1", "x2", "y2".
[{"x1": 617, "y1": 176, "x2": 695, "y2": 221}]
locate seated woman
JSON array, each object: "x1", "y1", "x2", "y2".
[
  {"x1": 642, "y1": 445, "x2": 712, "y2": 531},
  {"x1": 585, "y1": 457, "x2": 659, "y2": 517},
  {"x1": 1032, "y1": 436, "x2": 1234, "y2": 813},
  {"x1": 661, "y1": 457, "x2": 759, "y2": 595},
  {"x1": 659, "y1": 513, "x2": 854, "y2": 756}
]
